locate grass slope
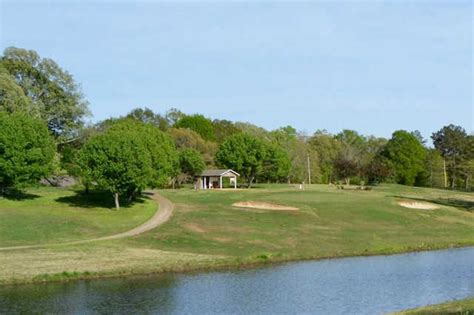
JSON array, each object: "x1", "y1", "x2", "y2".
[
  {"x1": 126, "y1": 184, "x2": 474, "y2": 260},
  {"x1": 0, "y1": 184, "x2": 473, "y2": 284},
  {"x1": 0, "y1": 187, "x2": 156, "y2": 246},
  {"x1": 396, "y1": 297, "x2": 474, "y2": 314}
]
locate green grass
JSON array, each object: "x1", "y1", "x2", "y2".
[
  {"x1": 0, "y1": 187, "x2": 156, "y2": 246},
  {"x1": 0, "y1": 183, "x2": 473, "y2": 285},
  {"x1": 395, "y1": 297, "x2": 474, "y2": 314},
  {"x1": 124, "y1": 184, "x2": 474, "y2": 260}
]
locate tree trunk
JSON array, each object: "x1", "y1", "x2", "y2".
[
  {"x1": 247, "y1": 176, "x2": 254, "y2": 188},
  {"x1": 114, "y1": 193, "x2": 120, "y2": 209},
  {"x1": 345, "y1": 177, "x2": 350, "y2": 186}
]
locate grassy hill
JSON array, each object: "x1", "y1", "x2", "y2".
[{"x1": 0, "y1": 184, "x2": 473, "y2": 284}]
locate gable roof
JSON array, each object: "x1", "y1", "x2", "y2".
[{"x1": 200, "y1": 169, "x2": 240, "y2": 177}]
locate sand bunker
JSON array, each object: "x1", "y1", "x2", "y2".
[
  {"x1": 398, "y1": 201, "x2": 439, "y2": 210},
  {"x1": 232, "y1": 201, "x2": 298, "y2": 211}
]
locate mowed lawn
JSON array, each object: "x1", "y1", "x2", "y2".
[
  {"x1": 0, "y1": 187, "x2": 156, "y2": 247},
  {"x1": 126, "y1": 184, "x2": 474, "y2": 260}
]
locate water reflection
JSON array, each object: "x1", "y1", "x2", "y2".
[{"x1": 1, "y1": 247, "x2": 473, "y2": 314}]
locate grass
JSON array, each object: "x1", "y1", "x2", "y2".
[
  {"x1": 395, "y1": 297, "x2": 474, "y2": 314},
  {"x1": 125, "y1": 184, "x2": 474, "y2": 260},
  {"x1": 0, "y1": 184, "x2": 473, "y2": 285},
  {"x1": 0, "y1": 187, "x2": 156, "y2": 246}
]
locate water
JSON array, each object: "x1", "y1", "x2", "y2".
[{"x1": 1, "y1": 247, "x2": 473, "y2": 314}]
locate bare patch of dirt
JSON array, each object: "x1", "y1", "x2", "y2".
[
  {"x1": 398, "y1": 201, "x2": 439, "y2": 210},
  {"x1": 232, "y1": 201, "x2": 299, "y2": 211},
  {"x1": 184, "y1": 223, "x2": 207, "y2": 233}
]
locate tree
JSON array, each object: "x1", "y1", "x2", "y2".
[
  {"x1": 126, "y1": 107, "x2": 169, "y2": 131},
  {"x1": 101, "y1": 119, "x2": 179, "y2": 189},
  {"x1": 0, "y1": 64, "x2": 35, "y2": 115},
  {"x1": 382, "y1": 130, "x2": 427, "y2": 186},
  {"x1": 174, "y1": 114, "x2": 215, "y2": 141},
  {"x1": 309, "y1": 130, "x2": 341, "y2": 184},
  {"x1": 77, "y1": 128, "x2": 152, "y2": 209},
  {"x1": 270, "y1": 126, "x2": 320, "y2": 184},
  {"x1": 215, "y1": 133, "x2": 267, "y2": 187},
  {"x1": 179, "y1": 149, "x2": 205, "y2": 179},
  {"x1": 212, "y1": 119, "x2": 241, "y2": 143},
  {"x1": 333, "y1": 145, "x2": 360, "y2": 186},
  {"x1": 1, "y1": 47, "x2": 89, "y2": 139},
  {"x1": 168, "y1": 127, "x2": 217, "y2": 166},
  {"x1": 260, "y1": 143, "x2": 291, "y2": 183},
  {"x1": 0, "y1": 112, "x2": 55, "y2": 194},
  {"x1": 366, "y1": 155, "x2": 393, "y2": 184},
  {"x1": 431, "y1": 125, "x2": 469, "y2": 189}
]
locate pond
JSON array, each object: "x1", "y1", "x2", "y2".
[{"x1": 1, "y1": 247, "x2": 473, "y2": 314}]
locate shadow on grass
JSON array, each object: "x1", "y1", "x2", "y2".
[
  {"x1": 393, "y1": 195, "x2": 474, "y2": 212},
  {"x1": 55, "y1": 190, "x2": 147, "y2": 210},
  {"x1": 1, "y1": 189, "x2": 40, "y2": 200}
]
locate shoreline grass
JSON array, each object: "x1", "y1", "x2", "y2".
[{"x1": 395, "y1": 297, "x2": 474, "y2": 314}]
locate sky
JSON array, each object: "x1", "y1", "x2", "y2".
[{"x1": 0, "y1": 0, "x2": 472, "y2": 139}]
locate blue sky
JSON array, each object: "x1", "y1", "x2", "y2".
[{"x1": 0, "y1": 1, "x2": 472, "y2": 139}]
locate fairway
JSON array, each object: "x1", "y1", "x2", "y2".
[
  {"x1": 0, "y1": 184, "x2": 473, "y2": 285},
  {"x1": 126, "y1": 184, "x2": 474, "y2": 260}
]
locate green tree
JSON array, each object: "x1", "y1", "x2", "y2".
[
  {"x1": 260, "y1": 143, "x2": 291, "y2": 183},
  {"x1": 102, "y1": 119, "x2": 179, "y2": 189},
  {"x1": 0, "y1": 112, "x2": 55, "y2": 194},
  {"x1": 1, "y1": 47, "x2": 89, "y2": 139},
  {"x1": 168, "y1": 127, "x2": 217, "y2": 166},
  {"x1": 212, "y1": 119, "x2": 241, "y2": 143},
  {"x1": 77, "y1": 128, "x2": 152, "y2": 209},
  {"x1": 309, "y1": 130, "x2": 341, "y2": 184},
  {"x1": 382, "y1": 130, "x2": 427, "y2": 186},
  {"x1": 179, "y1": 149, "x2": 205, "y2": 178},
  {"x1": 0, "y1": 64, "x2": 35, "y2": 115},
  {"x1": 333, "y1": 145, "x2": 360, "y2": 186},
  {"x1": 126, "y1": 107, "x2": 169, "y2": 131},
  {"x1": 431, "y1": 125, "x2": 469, "y2": 189},
  {"x1": 215, "y1": 133, "x2": 267, "y2": 187},
  {"x1": 174, "y1": 114, "x2": 215, "y2": 141}
]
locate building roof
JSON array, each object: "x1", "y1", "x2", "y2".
[{"x1": 200, "y1": 169, "x2": 240, "y2": 177}]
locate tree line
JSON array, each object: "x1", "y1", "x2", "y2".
[{"x1": 1, "y1": 47, "x2": 472, "y2": 208}]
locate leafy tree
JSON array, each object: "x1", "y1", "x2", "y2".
[
  {"x1": 260, "y1": 143, "x2": 291, "y2": 183},
  {"x1": 0, "y1": 64, "x2": 35, "y2": 115},
  {"x1": 165, "y1": 108, "x2": 186, "y2": 126},
  {"x1": 431, "y1": 125, "x2": 469, "y2": 189},
  {"x1": 77, "y1": 128, "x2": 152, "y2": 209},
  {"x1": 309, "y1": 130, "x2": 341, "y2": 184},
  {"x1": 102, "y1": 119, "x2": 179, "y2": 189},
  {"x1": 1, "y1": 47, "x2": 89, "y2": 139},
  {"x1": 0, "y1": 112, "x2": 55, "y2": 194},
  {"x1": 212, "y1": 119, "x2": 241, "y2": 143},
  {"x1": 333, "y1": 145, "x2": 360, "y2": 186},
  {"x1": 366, "y1": 155, "x2": 393, "y2": 184},
  {"x1": 382, "y1": 130, "x2": 427, "y2": 186},
  {"x1": 179, "y1": 149, "x2": 205, "y2": 178},
  {"x1": 270, "y1": 126, "x2": 320, "y2": 183},
  {"x1": 126, "y1": 107, "x2": 169, "y2": 131},
  {"x1": 168, "y1": 127, "x2": 217, "y2": 165},
  {"x1": 174, "y1": 114, "x2": 215, "y2": 141},
  {"x1": 215, "y1": 133, "x2": 267, "y2": 187}
]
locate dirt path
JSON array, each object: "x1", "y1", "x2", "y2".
[{"x1": 0, "y1": 191, "x2": 174, "y2": 251}]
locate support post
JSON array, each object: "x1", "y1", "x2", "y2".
[
  {"x1": 204, "y1": 177, "x2": 207, "y2": 190},
  {"x1": 234, "y1": 176, "x2": 237, "y2": 189},
  {"x1": 219, "y1": 176, "x2": 223, "y2": 189}
]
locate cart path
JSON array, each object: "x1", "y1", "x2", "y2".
[{"x1": 0, "y1": 191, "x2": 173, "y2": 251}]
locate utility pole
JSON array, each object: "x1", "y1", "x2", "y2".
[
  {"x1": 307, "y1": 152, "x2": 311, "y2": 185},
  {"x1": 443, "y1": 159, "x2": 447, "y2": 188}
]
